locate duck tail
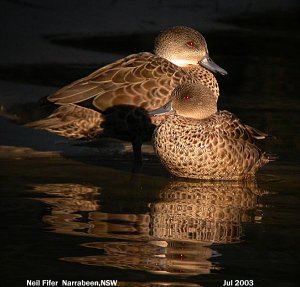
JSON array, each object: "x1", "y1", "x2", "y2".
[
  {"x1": 266, "y1": 153, "x2": 278, "y2": 162},
  {"x1": 0, "y1": 97, "x2": 55, "y2": 124},
  {"x1": 0, "y1": 105, "x2": 20, "y2": 122},
  {"x1": 25, "y1": 104, "x2": 104, "y2": 139},
  {"x1": 245, "y1": 124, "x2": 268, "y2": 140},
  {"x1": 256, "y1": 152, "x2": 277, "y2": 170},
  {"x1": 245, "y1": 125, "x2": 279, "y2": 143}
]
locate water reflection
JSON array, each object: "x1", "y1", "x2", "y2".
[
  {"x1": 33, "y1": 183, "x2": 101, "y2": 237},
  {"x1": 150, "y1": 180, "x2": 264, "y2": 243},
  {"x1": 31, "y1": 179, "x2": 267, "y2": 278}
]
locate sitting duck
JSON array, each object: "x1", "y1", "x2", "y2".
[{"x1": 150, "y1": 83, "x2": 274, "y2": 180}]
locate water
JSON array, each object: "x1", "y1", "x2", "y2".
[
  {"x1": 1, "y1": 156, "x2": 299, "y2": 286},
  {"x1": 1, "y1": 14, "x2": 300, "y2": 287}
]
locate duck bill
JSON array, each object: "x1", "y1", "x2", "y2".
[
  {"x1": 148, "y1": 102, "x2": 174, "y2": 117},
  {"x1": 200, "y1": 55, "x2": 228, "y2": 75}
]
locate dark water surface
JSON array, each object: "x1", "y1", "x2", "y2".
[
  {"x1": 1, "y1": 21, "x2": 300, "y2": 287},
  {"x1": 1, "y1": 157, "x2": 299, "y2": 286}
]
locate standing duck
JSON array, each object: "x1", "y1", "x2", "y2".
[
  {"x1": 150, "y1": 83, "x2": 273, "y2": 180},
  {"x1": 27, "y1": 26, "x2": 227, "y2": 167}
]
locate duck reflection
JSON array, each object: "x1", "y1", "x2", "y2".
[
  {"x1": 32, "y1": 183, "x2": 101, "y2": 236},
  {"x1": 150, "y1": 180, "x2": 264, "y2": 244},
  {"x1": 31, "y1": 179, "x2": 266, "y2": 277}
]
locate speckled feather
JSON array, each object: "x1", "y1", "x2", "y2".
[
  {"x1": 153, "y1": 111, "x2": 270, "y2": 180},
  {"x1": 26, "y1": 104, "x2": 104, "y2": 139},
  {"x1": 27, "y1": 26, "x2": 223, "y2": 144},
  {"x1": 28, "y1": 53, "x2": 219, "y2": 139},
  {"x1": 48, "y1": 53, "x2": 219, "y2": 109}
]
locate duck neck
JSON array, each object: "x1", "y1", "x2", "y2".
[
  {"x1": 182, "y1": 65, "x2": 219, "y2": 98},
  {"x1": 167, "y1": 114, "x2": 206, "y2": 127}
]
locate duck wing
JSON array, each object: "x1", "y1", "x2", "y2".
[
  {"x1": 215, "y1": 111, "x2": 268, "y2": 143},
  {"x1": 48, "y1": 52, "x2": 183, "y2": 111},
  {"x1": 211, "y1": 111, "x2": 272, "y2": 173},
  {"x1": 244, "y1": 124, "x2": 268, "y2": 140},
  {"x1": 25, "y1": 104, "x2": 103, "y2": 139}
]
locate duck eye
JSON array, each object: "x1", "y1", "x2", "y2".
[
  {"x1": 186, "y1": 41, "x2": 195, "y2": 48},
  {"x1": 183, "y1": 94, "x2": 193, "y2": 100}
]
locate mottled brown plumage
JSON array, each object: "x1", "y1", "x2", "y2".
[
  {"x1": 27, "y1": 26, "x2": 226, "y2": 169},
  {"x1": 27, "y1": 104, "x2": 103, "y2": 139},
  {"x1": 47, "y1": 26, "x2": 225, "y2": 111},
  {"x1": 48, "y1": 53, "x2": 220, "y2": 112},
  {"x1": 26, "y1": 26, "x2": 226, "y2": 166},
  {"x1": 151, "y1": 83, "x2": 273, "y2": 180}
]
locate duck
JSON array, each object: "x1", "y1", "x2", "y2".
[
  {"x1": 149, "y1": 83, "x2": 274, "y2": 180},
  {"x1": 26, "y1": 26, "x2": 227, "y2": 168}
]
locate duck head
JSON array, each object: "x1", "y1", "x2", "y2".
[
  {"x1": 149, "y1": 83, "x2": 217, "y2": 120},
  {"x1": 154, "y1": 26, "x2": 227, "y2": 75}
]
